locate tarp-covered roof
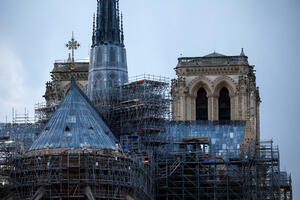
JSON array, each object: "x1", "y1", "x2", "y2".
[
  {"x1": 147, "y1": 121, "x2": 246, "y2": 158},
  {"x1": 29, "y1": 77, "x2": 116, "y2": 151}
]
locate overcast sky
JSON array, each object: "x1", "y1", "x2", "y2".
[{"x1": 0, "y1": 0, "x2": 299, "y2": 197}]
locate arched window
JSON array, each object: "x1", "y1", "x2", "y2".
[
  {"x1": 196, "y1": 88, "x2": 208, "y2": 120},
  {"x1": 219, "y1": 87, "x2": 231, "y2": 120}
]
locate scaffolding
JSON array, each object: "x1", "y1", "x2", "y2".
[
  {"x1": 11, "y1": 108, "x2": 35, "y2": 124},
  {"x1": 0, "y1": 123, "x2": 42, "y2": 150},
  {"x1": 0, "y1": 136, "x2": 23, "y2": 198},
  {"x1": 0, "y1": 72, "x2": 293, "y2": 199},
  {"x1": 280, "y1": 172, "x2": 293, "y2": 200},
  {"x1": 7, "y1": 149, "x2": 154, "y2": 200},
  {"x1": 0, "y1": 138, "x2": 293, "y2": 200},
  {"x1": 107, "y1": 74, "x2": 171, "y2": 139},
  {"x1": 120, "y1": 135, "x2": 141, "y2": 152},
  {"x1": 154, "y1": 140, "x2": 292, "y2": 200},
  {"x1": 34, "y1": 102, "x2": 59, "y2": 123}
]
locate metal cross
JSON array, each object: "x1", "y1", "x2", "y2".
[{"x1": 66, "y1": 32, "x2": 80, "y2": 71}]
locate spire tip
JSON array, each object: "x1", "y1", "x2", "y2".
[{"x1": 240, "y1": 48, "x2": 246, "y2": 56}]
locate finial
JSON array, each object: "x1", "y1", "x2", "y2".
[
  {"x1": 66, "y1": 32, "x2": 80, "y2": 71},
  {"x1": 240, "y1": 48, "x2": 246, "y2": 56}
]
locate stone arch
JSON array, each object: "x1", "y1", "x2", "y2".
[
  {"x1": 212, "y1": 76, "x2": 238, "y2": 120},
  {"x1": 184, "y1": 76, "x2": 213, "y2": 120},
  {"x1": 212, "y1": 76, "x2": 237, "y2": 97},
  {"x1": 188, "y1": 76, "x2": 213, "y2": 97}
]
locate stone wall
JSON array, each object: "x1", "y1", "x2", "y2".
[
  {"x1": 44, "y1": 61, "x2": 89, "y2": 105},
  {"x1": 171, "y1": 51, "x2": 261, "y2": 143}
]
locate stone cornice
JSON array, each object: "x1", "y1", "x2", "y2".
[
  {"x1": 176, "y1": 65, "x2": 249, "y2": 76},
  {"x1": 177, "y1": 56, "x2": 248, "y2": 67}
]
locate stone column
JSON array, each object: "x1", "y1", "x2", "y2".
[
  {"x1": 186, "y1": 96, "x2": 192, "y2": 120},
  {"x1": 230, "y1": 94, "x2": 237, "y2": 120},
  {"x1": 207, "y1": 95, "x2": 213, "y2": 120},
  {"x1": 240, "y1": 92, "x2": 247, "y2": 120},
  {"x1": 256, "y1": 100, "x2": 261, "y2": 142},
  {"x1": 179, "y1": 95, "x2": 186, "y2": 121},
  {"x1": 211, "y1": 95, "x2": 219, "y2": 120},
  {"x1": 187, "y1": 95, "x2": 197, "y2": 121},
  {"x1": 172, "y1": 97, "x2": 178, "y2": 120}
]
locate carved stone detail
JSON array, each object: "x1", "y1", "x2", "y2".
[{"x1": 172, "y1": 54, "x2": 260, "y2": 143}]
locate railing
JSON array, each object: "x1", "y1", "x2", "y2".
[
  {"x1": 54, "y1": 58, "x2": 89, "y2": 64},
  {"x1": 178, "y1": 56, "x2": 248, "y2": 66},
  {"x1": 35, "y1": 102, "x2": 59, "y2": 110},
  {"x1": 129, "y1": 74, "x2": 170, "y2": 84}
]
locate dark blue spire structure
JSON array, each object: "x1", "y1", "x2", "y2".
[
  {"x1": 92, "y1": 0, "x2": 123, "y2": 46},
  {"x1": 88, "y1": 0, "x2": 128, "y2": 107}
]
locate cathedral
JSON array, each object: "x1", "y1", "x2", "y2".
[{"x1": 0, "y1": 0, "x2": 293, "y2": 199}]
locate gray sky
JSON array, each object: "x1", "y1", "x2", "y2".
[{"x1": 0, "y1": 0, "x2": 299, "y2": 197}]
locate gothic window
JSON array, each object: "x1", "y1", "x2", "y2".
[
  {"x1": 196, "y1": 88, "x2": 208, "y2": 120},
  {"x1": 219, "y1": 87, "x2": 231, "y2": 120}
]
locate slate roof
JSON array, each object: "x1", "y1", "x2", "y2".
[
  {"x1": 204, "y1": 52, "x2": 227, "y2": 57},
  {"x1": 29, "y1": 77, "x2": 116, "y2": 151}
]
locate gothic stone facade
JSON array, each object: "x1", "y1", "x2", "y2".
[
  {"x1": 171, "y1": 51, "x2": 261, "y2": 143},
  {"x1": 44, "y1": 60, "x2": 89, "y2": 105}
]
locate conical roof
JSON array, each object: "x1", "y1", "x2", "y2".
[{"x1": 29, "y1": 77, "x2": 116, "y2": 151}]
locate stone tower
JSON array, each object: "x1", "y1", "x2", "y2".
[
  {"x1": 171, "y1": 49, "x2": 261, "y2": 143},
  {"x1": 88, "y1": 0, "x2": 128, "y2": 105}
]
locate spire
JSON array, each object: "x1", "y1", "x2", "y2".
[
  {"x1": 94, "y1": 0, "x2": 123, "y2": 46},
  {"x1": 240, "y1": 48, "x2": 246, "y2": 57}
]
